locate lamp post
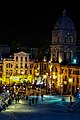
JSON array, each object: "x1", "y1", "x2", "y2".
[{"x1": 69, "y1": 77, "x2": 72, "y2": 96}]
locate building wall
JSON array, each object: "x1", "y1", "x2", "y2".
[{"x1": 2, "y1": 51, "x2": 30, "y2": 84}]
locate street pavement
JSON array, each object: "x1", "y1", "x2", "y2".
[{"x1": 0, "y1": 95, "x2": 80, "y2": 120}]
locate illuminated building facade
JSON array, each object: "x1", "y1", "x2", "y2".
[
  {"x1": 50, "y1": 9, "x2": 76, "y2": 63},
  {"x1": 0, "y1": 10, "x2": 80, "y2": 95},
  {"x1": 49, "y1": 9, "x2": 80, "y2": 94},
  {"x1": 2, "y1": 51, "x2": 30, "y2": 84}
]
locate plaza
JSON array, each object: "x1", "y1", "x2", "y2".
[{"x1": 0, "y1": 95, "x2": 80, "y2": 120}]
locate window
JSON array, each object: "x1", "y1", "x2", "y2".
[
  {"x1": 25, "y1": 70, "x2": 27, "y2": 74},
  {"x1": 0, "y1": 66, "x2": 2, "y2": 71},
  {"x1": 25, "y1": 64, "x2": 27, "y2": 68},
  {"x1": 21, "y1": 57, "x2": 23, "y2": 62},
  {"x1": 11, "y1": 64, "x2": 13, "y2": 68},
  {"x1": 6, "y1": 63, "x2": 13, "y2": 68},
  {"x1": 25, "y1": 57, "x2": 27, "y2": 62},
  {"x1": 6, "y1": 64, "x2": 8, "y2": 68},
  {"x1": 16, "y1": 64, "x2": 18, "y2": 68},
  {"x1": 68, "y1": 69, "x2": 71, "y2": 74},
  {"x1": 16, "y1": 56, "x2": 18, "y2": 61},
  {"x1": 30, "y1": 70, "x2": 32, "y2": 74}
]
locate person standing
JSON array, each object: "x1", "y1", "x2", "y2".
[
  {"x1": 41, "y1": 93, "x2": 43, "y2": 101},
  {"x1": 70, "y1": 95, "x2": 72, "y2": 102},
  {"x1": 32, "y1": 97, "x2": 34, "y2": 104}
]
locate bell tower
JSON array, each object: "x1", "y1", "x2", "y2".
[{"x1": 50, "y1": 10, "x2": 76, "y2": 63}]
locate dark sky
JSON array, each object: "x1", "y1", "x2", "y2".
[{"x1": 0, "y1": 0, "x2": 80, "y2": 47}]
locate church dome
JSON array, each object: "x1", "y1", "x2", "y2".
[{"x1": 54, "y1": 9, "x2": 75, "y2": 30}]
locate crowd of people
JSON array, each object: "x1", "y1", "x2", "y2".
[
  {"x1": 0, "y1": 92, "x2": 21, "y2": 112},
  {"x1": 0, "y1": 91, "x2": 44, "y2": 112}
]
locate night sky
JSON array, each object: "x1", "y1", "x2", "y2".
[{"x1": 0, "y1": 1, "x2": 80, "y2": 48}]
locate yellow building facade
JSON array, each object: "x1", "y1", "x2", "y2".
[{"x1": 0, "y1": 10, "x2": 80, "y2": 95}]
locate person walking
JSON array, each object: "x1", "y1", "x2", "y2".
[
  {"x1": 29, "y1": 99, "x2": 31, "y2": 106},
  {"x1": 70, "y1": 95, "x2": 73, "y2": 106},
  {"x1": 35, "y1": 97, "x2": 38, "y2": 104}
]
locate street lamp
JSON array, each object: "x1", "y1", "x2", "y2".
[{"x1": 69, "y1": 77, "x2": 72, "y2": 96}]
